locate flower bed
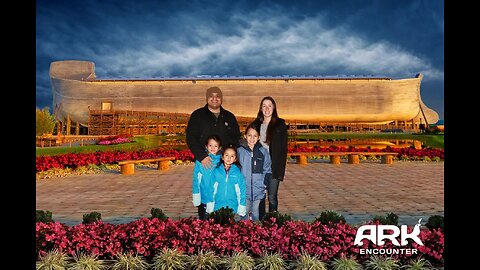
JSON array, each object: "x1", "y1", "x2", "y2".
[
  {"x1": 36, "y1": 149, "x2": 194, "y2": 172},
  {"x1": 289, "y1": 146, "x2": 444, "y2": 160},
  {"x1": 36, "y1": 218, "x2": 444, "y2": 266},
  {"x1": 36, "y1": 146, "x2": 443, "y2": 173},
  {"x1": 96, "y1": 134, "x2": 134, "y2": 145}
]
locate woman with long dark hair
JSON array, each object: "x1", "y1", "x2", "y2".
[{"x1": 252, "y1": 96, "x2": 288, "y2": 218}]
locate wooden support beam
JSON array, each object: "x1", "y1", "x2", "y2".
[
  {"x1": 66, "y1": 115, "x2": 71, "y2": 135},
  {"x1": 56, "y1": 121, "x2": 62, "y2": 136}
]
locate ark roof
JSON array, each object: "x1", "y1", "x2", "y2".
[{"x1": 96, "y1": 74, "x2": 391, "y2": 81}]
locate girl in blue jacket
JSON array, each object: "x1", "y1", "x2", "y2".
[
  {"x1": 192, "y1": 135, "x2": 222, "y2": 220},
  {"x1": 237, "y1": 123, "x2": 272, "y2": 221},
  {"x1": 209, "y1": 145, "x2": 247, "y2": 218}
]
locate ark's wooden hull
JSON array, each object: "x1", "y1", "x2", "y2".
[{"x1": 50, "y1": 60, "x2": 439, "y2": 126}]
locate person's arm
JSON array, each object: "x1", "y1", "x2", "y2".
[
  {"x1": 263, "y1": 148, "x2": 272, "y2": 184},
  {"x1": 186, "y1": 110, "x2": 209, "y2": 162}
]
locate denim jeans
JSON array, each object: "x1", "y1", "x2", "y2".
[
  {"x1": 266, "y1": 178, "x2": 281, "y2": 212},
  {"x1": 244, "y1": 199, "x2": 261, "y2": 221},
  {"x1": 259, "y1": 178, "x2": 281, "y2": 219}
]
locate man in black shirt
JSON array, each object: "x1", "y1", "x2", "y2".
[
  {"x1": 187, "y1": 87, "x2": 241, "y2": 167},
  {"x1": 186, "y1": 86, "x2": 241, "y2": 219}
]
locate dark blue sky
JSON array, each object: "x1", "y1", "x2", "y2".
[{"x1": 36, "y1": 0, "x2": 444, "y2": 119}]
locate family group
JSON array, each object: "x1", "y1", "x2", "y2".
[{"x1": 187, "y1": 87, "x2": 288, "y2": 221}]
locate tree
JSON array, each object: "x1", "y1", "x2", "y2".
[{"x1": 36, "y1": 107, "x2": 56, "y2": 136}]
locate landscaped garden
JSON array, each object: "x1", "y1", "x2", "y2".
[
  {"x1": 36, "y1": 133, "x2": 445, "y2": 269},
  {"x1": 36, "y1": 209, "x2": 444, "y2": 269},
  {"x1": 36, "y1": 133, "x2": 444, "y2": 156},
  {"x1": 36, "y1": 133, "x2": 444, "y2": 179}
]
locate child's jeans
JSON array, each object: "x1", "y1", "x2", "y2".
[{"x1": 245, "y1": 199, "x2": 261, "y2": 221}]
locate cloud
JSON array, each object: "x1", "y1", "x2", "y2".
[
  {"x1": 36, "y1": 0, "x2": 444, "y2": 117},
  {"x1": 69, "y1": 10, "x2": 443, "y2": 81}
]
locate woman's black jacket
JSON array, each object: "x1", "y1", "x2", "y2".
[{"x1": 252, "y1": 117, "x2": 288, "y2": 181}]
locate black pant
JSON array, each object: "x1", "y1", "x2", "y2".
[
  {"x1": 259, "y1": 178, "x2": 281, "y2": 220},
  {"x1": 259, "y1": 198, "x2": 266, "y2": 220},
  {"x1": 197, "y1": 203, "x2": 207, "y2": 220}
]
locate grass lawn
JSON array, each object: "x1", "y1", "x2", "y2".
[
  {"x1": 36, "y1": 133, "x2": 443, "y2": 157},
  {"x1": 36, "y1": 135, "x2": 187, "y2": 156},
  {"x1": 293, "y1": 132, "x2": 444, "y2": 149}
]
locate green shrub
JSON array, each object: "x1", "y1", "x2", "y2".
[
  {"x1": 314, "y1": 210, "x2": 346, "y2": 225},
  {"x1": 151, "y1": 248, "x2": 188, "y2": 270},
  {"x1": 36, "y1": 210, "x2": 54, "y2": 223},
  {"x1": 83, "y1": 212, "x2": 102, "y2": 224},
  {"x1": 330, "y1": 256, "x2": 362, "y2": 270},
  {"x1": 256, "y1": 253, "x2": 286, "y2": 270},
  {"x1": 223, "y1": 251, "x2": 255, "y2": 270},
  {"x1": 261, "y1": 211, "x2": 293, "y2": 227},
  {"x1": 424, "y1": 127, "x2": 442, "y2": 135},
  {"x1": 150, "y1": 208, "x2": 168, "y2": 221},
  {"x1": 372, "y1": 212, "x2": 398, "y2": 226},
  {"x1": 208, "y1": 207, "x2": 235, "y2": 226},
  {"x1": 364, "y1": 255, "x2": 399, "y2": 270},
  {"x1": 402, "y1": 257, "x2": 434, "y2": 270},
  {"x1": 36, "y1": 248, "x2": 69, "y2": 270},
  {"x1": 188, "y1": 250, "x2": 222, "y2": 269},
  {"x1": 70, "y1": 251, "x2": 105, "y2": 270},
  {"x1": 112, "y1": 252, "x2": 149, "y2": 270},
  {"x1": 294, "y1": 252, "x2": 327, "y2": 270},
  {"x1": 425, "y1": 215, "x2": 444, "y2": 231}
]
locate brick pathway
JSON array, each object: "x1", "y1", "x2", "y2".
[{"x1": 36, "y1": 160, "x2": 444, "y2": 226}]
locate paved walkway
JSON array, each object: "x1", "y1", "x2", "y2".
[{"x1": 36, "y1": 160, "x2": 444, "y2": 226}]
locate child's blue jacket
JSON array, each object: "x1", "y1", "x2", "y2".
[
  {"x1": 192, "y1": 152, "x2": 222, "y2": 206},
  {"x1": 211, "y1": 163, "x2": 246, "y2": 215}
]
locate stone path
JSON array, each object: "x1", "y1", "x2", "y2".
[{"x1": 36, "y1": 160, "x2": 444, "y2": 226}]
